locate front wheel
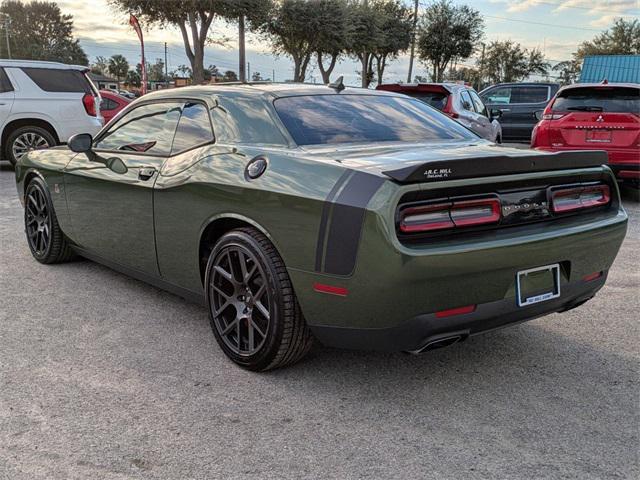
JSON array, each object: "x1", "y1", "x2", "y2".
[
  {"x1": 24, "y1": 177, "x2": 75, "y2": 264},
  {"x1": 204, "y1": 228, "x2": 313, "y2": 371}
]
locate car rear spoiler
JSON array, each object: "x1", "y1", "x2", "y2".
[{"x1": 382, "y1": 150, "x2": 609, "y2": 183}]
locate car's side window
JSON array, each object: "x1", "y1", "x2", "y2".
[
  {"x1": 469, "y1": 90, "x2": 488, "y2": 117},
  {"x1": 511, "y1": 86, "x2": 549, "y2": 104},
  {"x1": 95, "y1": 102, "x2": 182, "y2": 155},
  {"x1": 483, "y1": 87, "x2": 511, "y2": 104},
  {"x1": 460, "y1": 91, "x2": 474, "y2": 111},
  {"x1": 170, "y1": 102, "x2": 214, "y2": 155},
  {"x1": 211, "y1": 96, "x2": 288, "y2": 145},
  {"x1": 100, "y1": 98, "x2": 118, "y2": 111},
  {"x1": 0, "y1": 68, "x2": 13, "y2": 93}
]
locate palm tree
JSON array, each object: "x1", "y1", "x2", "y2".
[{"x1": 108, "y1": 54, "x2": 129, "y2": 89}]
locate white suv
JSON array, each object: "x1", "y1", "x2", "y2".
[{"x1": 0, "y1": 59, "x2": 103, "y2": 165}]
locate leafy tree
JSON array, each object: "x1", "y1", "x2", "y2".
[
  {"x1": 91, "y1": 56, "x2": 109, "y2": 75},
  {"x1": 172, "y1": 64, "x2": 193, "y2": 78},
  {"x1": 208, "y1": 64, "x2": 223, "y2": 81},
  {"x1": 553, "y1": 59, "x2": 581, "y2": 85},
  {"x1": 0, "y1": 0, "x2": 88, "y2": 64},
  {"x1": 372, "y1": 0, "x2": 412, "y2": 85},
  {"x1": 264, "y1": 0, "x2": 315, "y2": 82},
  {"x1": 222, "y1": 70, "x2": 238, "y2": 82},
  {"x1": 416, "y1": 0, "x2": 483, "y2": 82},
  {"x1": 109, "y1": 0, "x2": 272, "y2": 84},
  {"x1": 576, "y1": 18, "x2": 640, "y2": 59},
  {"x1": 347, "y1": 0, "x2": 382, "y2": 87},
  {"x1": 108, "y1": 54, "x2": 129, "y2": 87},
  {"x1": 147, "y1": 58, "x2": 166, "y2": 82},
  {"x1": 252, "y1": 71, "x2": 265, "y2": 81},
  {"x1": 481, "y1": 40, "x2": 549, "y2": 83},
  {"x1": 446, "y1": 66, "x2": 481, "y2": 90},
  {"x1": 312, "y1": 0, "x2": 353, "y2": 84},
  {"x1": 125, "y1": 69, "x2": 141, "y2": 87}
]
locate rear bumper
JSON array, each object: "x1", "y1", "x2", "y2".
[
  {"x1": 535, "y1": 146, "x2": 639, "y2": 180},
  {"x1": 310, "y1": 274, "x2": 606, "y2": 352}
]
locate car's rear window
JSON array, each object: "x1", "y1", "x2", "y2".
[
  {"x1": 552, "y1": 86, "x2": 640, "y2": 113},
  {"x1": 404, "y1": 92, "x2": 449, "y2": 110},
  {"x1": 21, "y1": 67, "x2": 93, "y2": 93},
  {"x1": 274, "y1": 94, "x2": 476, "y2": 146}
]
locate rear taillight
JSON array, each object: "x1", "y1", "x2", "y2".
[
  {"x1": 399, "y1": 197, "x2": 501, "y2": 233},
  {"x1": 550, "y1": 185, "x2": 610, "y2": 213},
  {"x1": 82, "y1": 93, "x2": 97, "y2": 117},
  {"x1": 541, "y1": 101, "x2": 565, "y2": 120}
]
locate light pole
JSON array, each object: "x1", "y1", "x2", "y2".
[{"x1": 0, "y1": 14, "x2": 11, "y2": 59}]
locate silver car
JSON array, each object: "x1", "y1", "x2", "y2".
[{"x1": 377, "y1": 82, "x2": 503, "y2": 143}]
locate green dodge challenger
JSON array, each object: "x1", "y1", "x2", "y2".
[{"x1": 15, "y1": 83, "x2": 627, "y2": 370}]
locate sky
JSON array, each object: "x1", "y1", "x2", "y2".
[{"x1": 57, "y1": 0, "x2": 640, "y2": 85}]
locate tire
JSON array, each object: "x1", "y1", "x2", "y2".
[
  {"x1": 495, "y1": 134, "x2": 502, "y2": 144},
  {"x1": 24, "y1": 177, "x2": 75, "y2": 264},
  {"x1": 6, "y1": 126, "x2": 56, "y2": 166},
  {"x1": 204, "y1": 227, "x2": 313, "y2": 371}
]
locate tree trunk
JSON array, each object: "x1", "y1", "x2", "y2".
[
  {"x1": 361, "y1": 53, "x2": 369, "y2": 88},
  {"x1": 238, "y1": 15, "x2": 246, "y2": 82},
  {"x1": 376, "y1": 54, "x2": 387, "y2": 85},
  {"x1": 317, "y1": 52, "x2": 337, "y2": 84},
  {"x1": 407, "y1": 0, "x2": 419, "y2": 83}
]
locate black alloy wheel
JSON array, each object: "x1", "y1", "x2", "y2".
[
  {"x1": 205, "y1": 228, "x2": 313, "y2": 371},
  {"x1": 24, "y1": 177, "x2": 75, "y2": 264}
]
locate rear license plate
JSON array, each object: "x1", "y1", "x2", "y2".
[
  {"x1": 516, "y1": 264, "x2": 560, "y2": 307},
  {"x1": 585, "y1": 130, "x2": 612, "y2": 143}
]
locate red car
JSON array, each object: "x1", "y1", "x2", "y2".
[
  {"x1": 99, "y1": 90, "x2": 131, "y2": 124},
  {"x1": 532, "y1": 82, "x2": 640, "y2": 188}
]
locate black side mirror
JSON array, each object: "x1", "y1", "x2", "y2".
[
  {"x1": 68, "y1": 133, "x2": 93, "y2": 153},
  {"x1": 490, "y1": 108, "x2": 502, "y2": 120}
]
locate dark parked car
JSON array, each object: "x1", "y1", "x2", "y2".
[
  {"x1": 14, "y1": 83, "x2": 627, "y2": 370},
  {"x1": 377, "y1": 82, "x2": 502, "y2": 142},
  {"x1": 480, "y1": 82, "x2": 559, "y2": 141}
]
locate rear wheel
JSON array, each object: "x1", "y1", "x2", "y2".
[
  {"x1": 24, "y1": 177, "x2": 75, "y2": 264},
  {"x1": 6, "y1": 126, "x2": 56, "y2": 166},
  {"x1": 204, "y1": 227, "x2": 313, "y2": 371}
]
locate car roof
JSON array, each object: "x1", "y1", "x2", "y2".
[
  {"x1": 559, "y1": 82, "x2": 640, "y2": 91},
  {"x1": 378, "y1": 82, "x2": 470, "y2": 92},
  {"x1": 140, "y1": 82, "x2": 403, "y2": 102},
  {"x1": 0, "y1": 58, "x2": 89, "y2": 71},
  {"x1": 484, "y1": 82, "x2": 559, "y2": 88}
]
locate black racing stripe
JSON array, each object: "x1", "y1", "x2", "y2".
[
  {"x1": 323, "y1": 172, "x2": 385, "y2": 276},
  {"x1": 314, "y1": 170, "x2": 353, "y2": 272}
]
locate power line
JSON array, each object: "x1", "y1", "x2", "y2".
[
  {"x1": 484, "y1": 14, "x2": 602, "y2": 32},
  {"x1": 483, "y1": 0, "x2": 640, "y2": 16}
]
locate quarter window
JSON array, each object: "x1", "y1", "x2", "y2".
[
  {"x1": 95, "y1": 102, "x2": 182, "y2": 155},
  {"x1": 100, "y1": 98, "x2": 119, "y2": 111},
  {"x1": 0, "y1": 68, "x2": 13, "y2": 93},
  {"x1": 171, "y1": 102, "x2": 214, "y2": 154},
  {"x1": 21, "y1": 68, "x2": 93, "y2": 93}
]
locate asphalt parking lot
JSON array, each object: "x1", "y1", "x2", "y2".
[{"x1": 0, "y1": 161, "x2": 638, "y2": 480}]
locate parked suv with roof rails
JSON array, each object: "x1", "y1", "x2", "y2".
[
  {"x1": 377, "y1": 82, "x2": 502, "y2": 143},
  {"x1": 0, "y1": 59, "x2": 103, "y2": 165},
  {"x1": 480, "y1": 82, "x2": 559, "y2": 141}
]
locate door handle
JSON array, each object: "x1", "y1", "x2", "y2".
[
  {"x1": 138, "y1": 167, "x2": 156, "y2": 181},
  {"x1": 500, "y1": 108, "x2": 510, "y2": 112}
]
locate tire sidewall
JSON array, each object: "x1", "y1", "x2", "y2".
[
  {"x1": 204, "y1": 230, "x2": 285, "y2": 370},
  {"x1": 24, "y1": 177, "x2": 54, "y2": 261},
  {"x1": 7, "y1": 126, "x2": 56, "y2": 166}
]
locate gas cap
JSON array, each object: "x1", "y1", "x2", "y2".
[{"x1": 245, "y1": 156, "x2": 268, "y2": 180}]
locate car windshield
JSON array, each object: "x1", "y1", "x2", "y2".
[
  {"x1": 552, "y1": 87, "x2": 640, "y2": 113},
  {"x1": 273, "y1": 94, "x2": 476, "y2": 146}
]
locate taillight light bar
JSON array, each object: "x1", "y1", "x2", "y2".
[
  {"x1": 542, "y1": 113, "x2": 566, "y2": 120},
  {"x1": 399, "y1": 197, "x2": 501, "y2": 233},
  {"x1": 550, "y1": 184, "x2": 610, "y2": 213},
  {"x1": 82, "y1": 93, "x2": 97, "y2": 117}
]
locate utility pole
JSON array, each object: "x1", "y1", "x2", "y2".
[
  {"x1": 406, "y1": 0, "x2": 419, "y2": 83},
  {"x1": 272, "y1": 69, "x2": 275, "y2": 83},
  {"x1": 2, "y1": 15, "x2": 10, "y2": 59},
  {"x1": 164, "y1": 42, "x2": 168, "y2": 88},
  {"x1": 247, "y1": 62, "x2": 251, "y2": 81},
  {"x1": 479, "y1": 42, "x2": 485, "y2": 90},
  {"x1": 238, "y1": 15, "x2": 246, "y2": 82}
]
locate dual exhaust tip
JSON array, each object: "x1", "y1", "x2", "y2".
[{"x1": 407, "y1": 330, "x2": 470, "y2": 355}]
